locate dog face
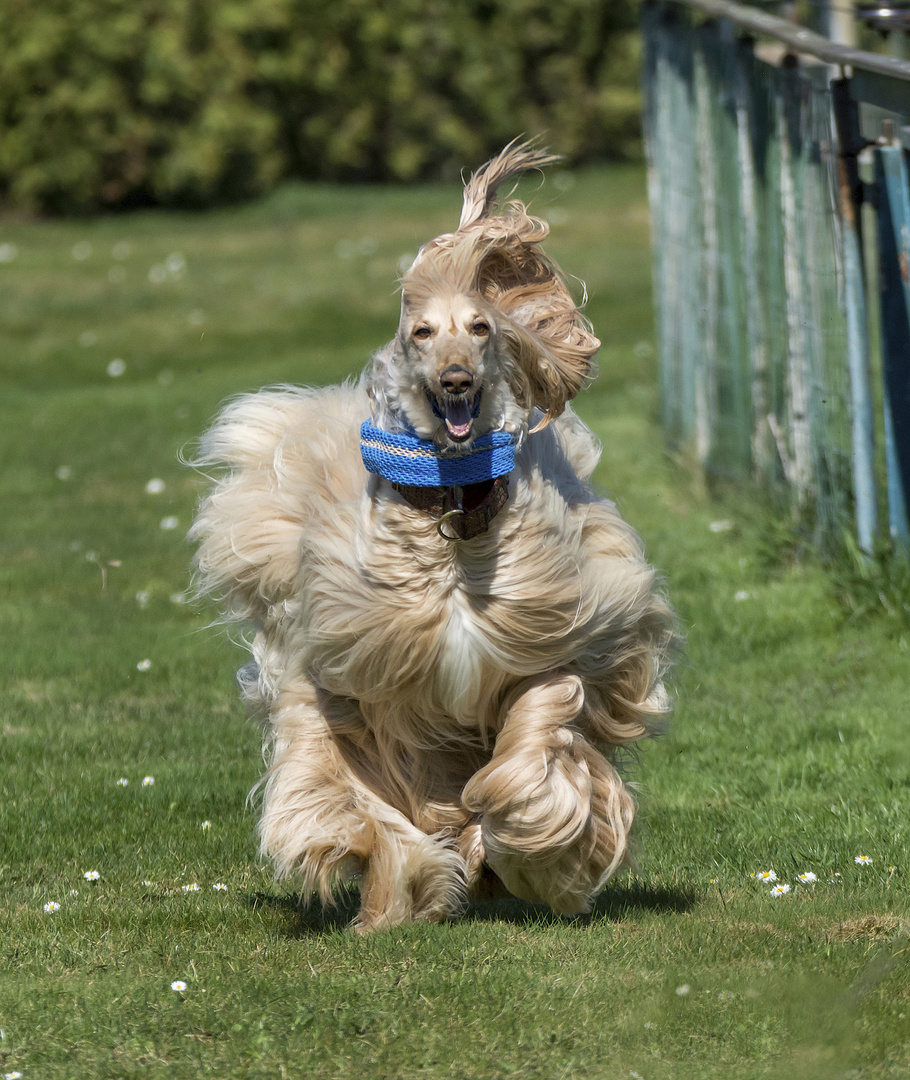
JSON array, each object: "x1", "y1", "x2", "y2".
[
  {"x1": 369, "y1": 203, "x2": 601, "y2": 448},
  {"x1": 387, "y1": 289, "x2": 526, "y2": 449}
]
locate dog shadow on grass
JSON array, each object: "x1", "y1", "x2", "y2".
[{"x1": 246, "y1": 878, "x2": 695, "y2": 935}]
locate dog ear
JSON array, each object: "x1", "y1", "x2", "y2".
[{"x1": 500, "y1": 322, "x2": 595, "y2": 431}]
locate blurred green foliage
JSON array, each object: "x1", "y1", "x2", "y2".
[{"x1": 0, "y1": 0, "x2": 641, "y2": 214}]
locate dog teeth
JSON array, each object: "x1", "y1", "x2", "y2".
[{"x1": 445, "y1": 419, "x2": 472, "y2": 439}]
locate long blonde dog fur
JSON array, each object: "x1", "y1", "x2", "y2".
[{"x1": 191, "y1": 141, "x2": 674, "y2": 931}]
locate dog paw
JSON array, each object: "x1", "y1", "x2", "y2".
[
  {"x1": 354, "y1": 833, "x2": 468, "y2": 931},
  {"x1": 464, "y1": 728, "x2": 635, "y2": 914}
]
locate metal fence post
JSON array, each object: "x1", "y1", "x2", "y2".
[
  {"x1": 832, "y1": 79, "x2": 879, "y2": 553},
  {"x1": 874, "y1": 141, "x2": 910, "y2": 549}
]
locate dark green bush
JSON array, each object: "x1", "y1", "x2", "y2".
[{"x1": 0, "y1": 0, "x2": 640, "y2": 214}]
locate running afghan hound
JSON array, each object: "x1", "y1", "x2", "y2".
[{"x1": 191, "y1": 141, "x2": 674, "y2": 931}]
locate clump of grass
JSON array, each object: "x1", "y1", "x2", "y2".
[{"x1": 832, "y1": 533, "x2": 910, "y2": 628}]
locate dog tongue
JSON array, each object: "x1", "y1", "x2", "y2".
[{"x1": 444, "y1": 399, "x2": 473, "y2": 439}]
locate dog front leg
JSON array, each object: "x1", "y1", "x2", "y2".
[
  {"x1": 259, "y1": 678, "x2": 467, "y2": 931},
  {"x1": 462, "y1": 673, "x2": 634, "y2": 915}
]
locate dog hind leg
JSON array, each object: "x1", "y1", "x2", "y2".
[
  {"x1": 259, "y1": 678, "x2": 467, "y2": 931},
  {"x1": 462, "y1": 673, "x2": 634, "y2": 915}
]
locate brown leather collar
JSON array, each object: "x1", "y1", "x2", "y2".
[{"x1": 392, "y1": 475, "x2": 510, "y2": 541}]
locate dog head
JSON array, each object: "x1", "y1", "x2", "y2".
[{"x1": 369, "y1": 142, "x2": 600, "y2": 450}]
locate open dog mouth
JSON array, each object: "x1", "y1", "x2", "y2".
[{"x1": 428, "y1": 391, "x2": 482, "y2": 442}]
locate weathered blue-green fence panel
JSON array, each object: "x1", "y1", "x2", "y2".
[
  {"x1": 642, "y1": 0, "x2": 910, "y2": 556},
  {"x1": 875, "y1": 143, "x2": 910, "y2": 548}
]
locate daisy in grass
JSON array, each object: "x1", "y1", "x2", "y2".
[
  {"x1": 116, "y1": 778, "x2": 129, "y2": 786},
  {"x1": 5, "y1": 1071, "x2": 24, "y2": 1079},
  {"x1": 213, "y1": 883, "x2": 228, "y2": 892},
  {"x1": 675, "y1": 984, "x2": 690, "y2": 996},
  {"x1": 855, "y1": 855, "x2": 873, "y2": 866},
  {"x1": 201, "y1": 820, "x2": 212, "y2": 831},
  {"x1": 43, "y1": 901, "x2": 61, "y2": 912},
  {"x1": 181, "y1": 882, "x2": 201, "y2": 893},
  {"x1": 797, "y1": 872, "x2": 817, "y2": 884},
  {"x1": 83, "y1": 870, "x2": 100, "y2": 881},
  {"x1": 136, "y1": 659, "x2": 152, "y2": 672},
  {"x1": 752, "y1": 870, "x2": 777, "y2": 883},
  {"x1": 770, "y1": 884, "x2": 791, "y2": 897},
  {"x1": 142, "y1": 776, "x2": 155, "y2": 787},
  {"x1": 170, "y1": 980, "x2": 188, "y2": 992}
]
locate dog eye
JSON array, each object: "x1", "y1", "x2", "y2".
[
  {"x1": 472, "y1": 321, "x2": 490, "y2": 337},
  {"x1": 413, "y1": 327, "x2": 433, "y2": 340}
]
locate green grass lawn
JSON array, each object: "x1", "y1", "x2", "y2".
[{"x1": 1, "y1": 165, "x2": 908, "y2": 1079}]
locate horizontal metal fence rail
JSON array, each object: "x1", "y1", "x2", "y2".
[{"x1": 641, "y1": 0, "x2": 910, "y2": 553}]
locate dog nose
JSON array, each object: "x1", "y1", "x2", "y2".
[{"x1": 440, "y1": 365, "x2": 474, "y2": 395}]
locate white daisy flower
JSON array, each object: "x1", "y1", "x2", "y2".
[
  {"x1": 755, "y1": 870, "x2": 777, "y2": 882},
  {"x1": 5, "y1": 1070, "x2": 24, "y2": 1079},
  {"x1": 135, "y1": 591, "x2": 150, "y2": 609},
  {"x1": 136, "y1": 659, "x2": 152, "y2": 672},
  {"x1": 170, "y1": 592, "x2": 188, "y2": 605},
  {"x1": 201, "y1": 821, "x2": 212, "y2": 831},
  {"x1": 142, "y1": 776, "x2": 155, "y2": 787},
  {"x1": 181, "y1": 882, "x2": 200, "y2": 892},
  {"x1": 83, "y1": 870, "x2": 100, "y2": 881},
  {"x1": 170, "y1": 980, "x2": 188, "y2": 992},
  {"x1": 69, "y1": 889, "x2": 79, "y2": 896},
  {"x1": 43, "y1": 901, "x2": 61, "y2": 912},
  {"x1": 142, "y1": 880, "x2": 156, "y2": 887},
  {"x1": 212, "y1": 882, "x2": 228, "y2": 892},
  {"x1": 855, "y1": 855, "x2": 872, "y2": 866},
  {"x1": 797, "y1": 872, "x2": 817, "y2": 884},
  {"x1": 145, "y1": 478, "x2": 165, "y2": 494},
  {"x1": 116, "y1": 777, "x2": 129, "y2": 787},
  {"x1": 160, "y1": 516, "x2": 179, "y2": 531},
  {"x1": 106, "y1": 358, "x2": 126, "y2": 377},
  {"x1": 675, "y1": 984, "x2": 690, "y2": 996},
  {"x1": 770, "y1": 884, "x2": 791, "y2": 897}
]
